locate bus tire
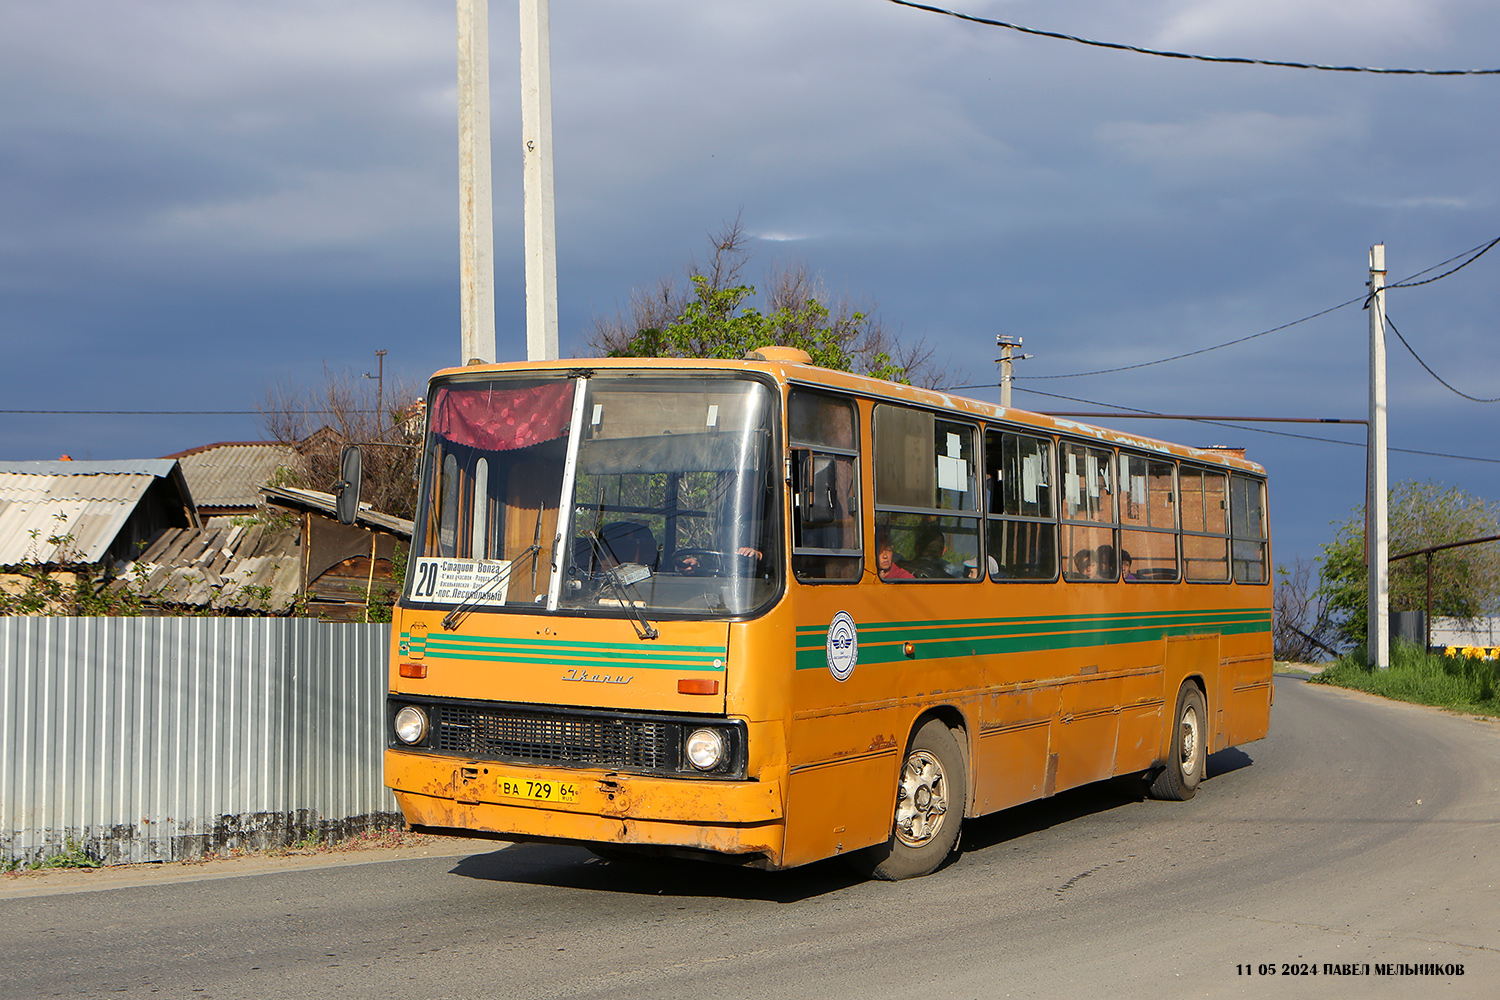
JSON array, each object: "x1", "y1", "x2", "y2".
[
  {"x1": 1149, "y1": 684, "x2": 1207, "y2": 801},
  {"x1": 849, "y1": 719, "x2": 964, "y2": 880}
]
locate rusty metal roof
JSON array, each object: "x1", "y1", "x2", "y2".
[
  {"x1": 0, "y1": 460, "x2": 195, "y2": 565},
  {"x1": 119, "y1": 516, "x2": 302, "y2": 613},
  {"x1": 162, "y1": 442, "x2": 297, "y2": 511},
  {"x1": 262, "y1": 486, "x2": 413, "y2": 538}
]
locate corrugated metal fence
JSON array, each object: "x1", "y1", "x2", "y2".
[{"x1": 0, "y1": 617, "x2": 398, "y2": 865}]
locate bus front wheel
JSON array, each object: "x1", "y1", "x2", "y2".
[
  {"x1": 849, "y1": 719, "x2": 965, "y2": 880},
  {"x1": 1149, "y1": 684, "x2": 1206, "y2": 801}
]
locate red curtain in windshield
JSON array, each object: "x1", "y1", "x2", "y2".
[{"x1": 430, "y1": 382, "x2": 574, "y2": 451}]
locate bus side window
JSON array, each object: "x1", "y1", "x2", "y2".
[
  {"x1": 1181, "y1": 466, "x2": 1230, "y2": 582},
  {"x1": 1059, "y1": 440, "x2": 1117, "y2": 581},
  {"x1": 798, "y1": 451, "x2": 838, "y2": 525},
  {"x1": 873, "y1": 405, "x2": 980, "y2": 581},
  {"x1": 1230, "y1": 475, "x2": 1268, "y2": 584},
  {"x1": 984, "y1": 428, "x2": 1057, "y2": 581},
  {"x1": 789, "y1": 391, "x2": 862, "y2": 582},
  {"x1": 1118, "y1": 452, "x2": 1179, "y2": 582}
]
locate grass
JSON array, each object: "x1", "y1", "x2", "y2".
[
  {"x1": 5, "y1": 826, "x2": 434, "y2": 874},
  {"x1": 2, "y1": 838, "x2": 103, "y2": 872},
  {"x1": 1310, "y1": 640, "x2": 1500, "y2": 717}
]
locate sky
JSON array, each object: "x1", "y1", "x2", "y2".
[{"x1": 2, "y1": 0, "x2": 1498, "y2": 562}]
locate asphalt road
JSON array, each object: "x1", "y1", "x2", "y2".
[{"x1": 3, "y1": 676, "x2": 1496, "y2": 999}]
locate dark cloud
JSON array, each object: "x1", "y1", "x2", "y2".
[{"x1": 1, "y1": 0, "x2": 1496, "y2": 559}]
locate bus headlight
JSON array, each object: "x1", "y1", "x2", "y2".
[
  {"x1": 394, "y1": 705, "x2": 428, "y2": 745},
  {"x1": 685, "y1": 728, "x2": 726, "y2": 771}
]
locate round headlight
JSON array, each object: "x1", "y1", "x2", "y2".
[
  {"x1": 394, "y1": 705, "x2": 428, "y2": 745},
  {"x1": 685, "y1": 728, "x2": 726, "y2": 771}
]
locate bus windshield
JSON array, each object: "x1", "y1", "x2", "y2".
[{"x1": 407, "y1": 373, "x2": 782, "y2": 618}]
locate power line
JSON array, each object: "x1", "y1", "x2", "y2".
[
  {"x1": 1015, "y1": 295, "x2": 1363, "y2": 382},
  {"x1": 939, "y1": 233, "x2": 1500, "y2": 388},
  {"x1": 1385, "y1": 236, "x2": 1500, "y2": 292},
  {"x1": 1017, "y1": 387, "x2": 1364, "y2": 446},
  {"x1": 1012, "y1": 386, "x2": 1500, "y2": 465},
  {"x1": 882, "y1": 0, "x2": 1500, "y2": 75},
  {"x1": 941, "y1": 294, "x2": 1362, "y2": 388},
  {"x1": 1386, "y1": 314, "x2": 1500, "y2": 403}
]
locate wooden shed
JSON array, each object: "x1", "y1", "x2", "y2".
[{"x1": 261, "y1": 486, "x2": 413, "y2": 621}]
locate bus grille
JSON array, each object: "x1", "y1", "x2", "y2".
[{"x1": 433, "y1": 704, "x2": 682, "y2": 774}]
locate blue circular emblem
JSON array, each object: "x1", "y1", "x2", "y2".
[{"x1": 826, "y1": 611, "x2": 858, "y2": 682}]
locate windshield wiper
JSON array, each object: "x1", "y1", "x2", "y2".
[
  {"x1": 586, "y1": 531, "x2": 660, "y2": 640},
  {"x1": 440, "y1": 543, "x2": 541, "y2": 631},
  {"x1": 441, "y1": 512, "x2": 546, "y2": 631}
]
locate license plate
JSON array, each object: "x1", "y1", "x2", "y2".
[{"x1": 499, "y1": 776, "x2": 580, "y2": 803}]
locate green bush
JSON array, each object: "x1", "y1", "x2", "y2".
[{"x1": 1311, "y1": 640, "x2": 1499, "y2": 716}]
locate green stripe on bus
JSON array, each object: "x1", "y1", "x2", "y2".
[
  {"x1": 402, "y1": 632, "x2": 726, "y2": 671},
  {"x1": 401, "y1": 633, "x2": 722, "y2": 656},
  {"x1": 794, "y1": 614, "x2": 1269, "y2": 648},
  {"x1": 791, "y1": 609, "x2": 1270, "y2": 669},
  {"x1": 420, "y1": 650, "x2": 725, "y2": 671},
  {"x1": 796, "y1": 608, "x2": 1268, "y2": 631}
]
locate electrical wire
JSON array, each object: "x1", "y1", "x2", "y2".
[
  {"x1": 1385, "y1": 236, "x2": 1500, "y2": 292},
  {"x1": 1010, "y1": 296, "x2": 1363, "y2": 383},
  {"x1": 1010, "y1": 386, "x2": 1500, "y2": 465},
  {"x1": 940, "y1": 296, "x2": 1359, "y2": 389},
  {"x1": 882, "y1": 0, "x2": 1500, "y2": 75},
  {"x1": 939, "y1": 234, "x2": 1500, "y2": 390},
  {"x1": 1385, "y1": 314, "x2": 1500, "y2": 403}
]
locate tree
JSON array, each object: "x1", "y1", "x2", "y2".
[
  {"x1": 1272, "y1": 557, "x2": 1339, "y2": 661},
  {"x1": 260, "y1": 366, "x2": 423, "y2": 519},
  {"x1": 588, "y1": 218, "x2": 945, "y2": 387},
  {"x1": 1318, "y1": 481, "x2": 1500, "y2": 648}
]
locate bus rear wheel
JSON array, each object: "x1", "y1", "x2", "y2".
[
  {"x1": 1149, "y1": 684, "x2": 1207, "y2": 801},
  {"x1": 849, "y1": 719, "x2": 964, "y2": 880}
]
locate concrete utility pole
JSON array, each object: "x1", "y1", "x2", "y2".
[
  {"x1": 1368, "y1": 243, "x2": 1390, "y2": 670},
  {"x1": 457, "y1": 0, "x2": 496, "y2": 365},
  {"x1": 363, "y1": 349, "x2": 387, "y2": 425},
  {"x1": 519, "y1": 0, "x2": 559, "y2": 361},
  {"x1": 996, "y1": 335, "x2": 1030, "y2": 408}
]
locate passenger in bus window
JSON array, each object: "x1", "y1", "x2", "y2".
[
  {"x1": 1121, "y1": 550, "x2": 1137, "y2": 581},
  {"x1": 1071, "y1": 549, "x2": 1093, "y2": 579},
  {"x1": 877, "y1": 534, "x2": 913, "y2": 580},
  {"x1": 1095, "y1": 543, "x2": 1117, "y2": 580},
  {"x1": 964, "y1": 555, "x2": 999, "y2": 579},
  {"x1": 906, "y1": 524, "x2": 954, "y2": 578}
]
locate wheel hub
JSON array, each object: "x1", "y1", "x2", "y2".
[
  {"x1": 1179, "y1": 707, "x2": 1200, "y2": 776},
  {"x1": 895, "y1": 749, "x2": 948, "y2": 847}
]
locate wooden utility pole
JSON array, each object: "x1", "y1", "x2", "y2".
[
  {"x1": 519, "y1": 0, "x2": 559, "y2": 361},
  {"x1": 457, "y1": 0, "x2": 496, "y2": 365},
  {"x1": 1368, "y1": 243, "x2": 1390, "y2": 670}
]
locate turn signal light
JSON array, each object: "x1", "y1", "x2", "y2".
[
  {"x1": 678, "y1": 678, "x2": 719, "y2": 695},
  {"x1": 399, "y1": 662, "x2": 428, "y2": 679}
]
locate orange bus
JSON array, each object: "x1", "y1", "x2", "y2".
[{"x1": 384, "y1": 348, "x2": 1272, "y2": 879}]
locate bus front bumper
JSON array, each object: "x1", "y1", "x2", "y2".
[{"x1": 385, "y1": 748, "x2": 786, "y2": 862}]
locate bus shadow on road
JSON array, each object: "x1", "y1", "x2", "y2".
[
  {"x1": 446, "y1": 749, "x2": 1254, "y2": 899},
  {"x1": 446, "y1": 843, "x2": 865, "y2": 903},
  {"x1": 1207, "y1": 746, "x2": 1253, "y2": 779},
  {"x1": 960, "y1": 748, "x2": 1256, "y2": 855}
]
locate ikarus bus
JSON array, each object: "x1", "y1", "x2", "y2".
[{"x1": 383, "y1": 347, "x2": 1272, "y2": 879}]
